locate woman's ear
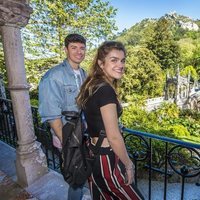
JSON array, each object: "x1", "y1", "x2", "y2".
[{"x1": 98, "y1": 59, "x2": 103, "y2": 68}]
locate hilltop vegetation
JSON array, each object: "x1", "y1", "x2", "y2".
[{"x1": 113, "y1": 13, "x2": 199, "y2": 99}]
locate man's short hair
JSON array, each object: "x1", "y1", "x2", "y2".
[{"x1": 64, "y1": 34, "x2": 86, "y2": 47}]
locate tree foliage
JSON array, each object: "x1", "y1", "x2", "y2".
[
  {"x1": 146, "y1": 18, "x2": 181, "y2": 71},
  {"x1": 25, "y1": 56, "x2": 60, "y2": 98},
  {"x1": 178, "y1": 38, "x2": 196, "y2": 66},
  {"x1": 180, "y1": 65, "x2": 198, "y2": 81},
  {"x1": 191, "y1": 43, "x2": 200, "y2": 75},
  {"x1": 23, "y1": 0, "x2": 117, "y2": 58},
  {"x1": 0, "y1": 37, "x2": 6, "y2": 82},
  {"x1": 120, "y1": 46, "x2": 164, "y2": 101},
  {"x1": 116, "y1": 19, "x2": 156, "y2": 46},
  {"x1": 121, "y1": 102, "x2": 199, "y2": 141}
]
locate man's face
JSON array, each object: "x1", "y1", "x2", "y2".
[{"x1": 65, "y1": 42, "x2": 86, "y2": 68}]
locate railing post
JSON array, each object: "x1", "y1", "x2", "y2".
[
  {"x1": 180, "y1": 166, "x2": 188, "y2": 200},
  {"x1": 148, "y1": 138, "x2": 152, "y2": 200},
  {"x1": 164, "y1": 142, "x2": 168, "y2": 200},
  {"x1": 133, "y1": 151, "x2": 139, "y2": 186}
]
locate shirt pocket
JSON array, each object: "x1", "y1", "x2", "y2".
[{"x1": 63, "y1": 85, "x2": 78, "y2": 107}]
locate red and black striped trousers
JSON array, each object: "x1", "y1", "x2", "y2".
[{"x1": 89, "y1": 146, "x2": 144, "y2": 200}]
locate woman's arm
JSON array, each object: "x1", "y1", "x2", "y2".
[{"x1": 100, "y1": 103, "x2": 134, "y2": 184}]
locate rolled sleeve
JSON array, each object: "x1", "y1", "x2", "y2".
[{"x1": 39, "y1": 75, "x2": 63, "y2": 123}]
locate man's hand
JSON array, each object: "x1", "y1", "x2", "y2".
[{"x1": 49, "y1": 118, "x2": 63, "y2": 143}]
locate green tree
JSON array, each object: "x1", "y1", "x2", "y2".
[
  {"x1": 25, "y1": 56, "x2": 60, "y2": 100},
  {"x1": 146, "y1": 18, "x2": 181, "y2": 71},
  {"x1": 180, "y1": 65, "x2": 198, "y2": 81},
  {"x1": 120, "y1": 46, "x2": 164, "y2": 101},
  {"x1": 116, "y1": 18, "x2": 156, "y2": 46},
  {"x1": 154, "y1": 102, "x2": 180, "y2": 122},
  {"x1": 23, "y1": 0, "x2": 117, "y2": 58},
  {"x1": 177, "y1": 38, "x2": 196, "y2": 66},
  {"x1": 192, "y1": 44, "x2": 200, "y2": 77}
]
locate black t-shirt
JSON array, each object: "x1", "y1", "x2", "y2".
[{"x1": 84, "y1": 83, "x2": 122, "y2": 137}]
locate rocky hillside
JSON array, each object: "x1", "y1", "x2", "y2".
[{"x1": 115, "y1": 12, "x2": 200, "y2": 46}]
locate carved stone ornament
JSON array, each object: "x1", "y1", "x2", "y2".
[{"x1": 0, "y1": 0, "x2": 33, "y2": 27}]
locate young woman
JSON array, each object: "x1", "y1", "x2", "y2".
[{"x1": 77, "y1": 41, "x2": 144, "y2": 200}]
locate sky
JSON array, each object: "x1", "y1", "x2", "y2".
[{"x1": 108, "y1": 0, "x2": 200, "y2": 32}]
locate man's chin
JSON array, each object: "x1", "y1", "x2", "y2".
[{"x1": 75, "y1": 59, "x2": 84, "y2": 64}]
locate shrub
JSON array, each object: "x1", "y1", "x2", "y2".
[{"x1": 168, "y1": 124, "x2": 190, "y2": 138}]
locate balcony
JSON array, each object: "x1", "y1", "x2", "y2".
[{"x1": 0, "y1": 97, "x2": 200, "y2": 200}]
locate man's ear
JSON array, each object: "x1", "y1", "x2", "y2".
[
  {"x1": 98, "y1": 60, "x2": 103, "y2": 68},
  {"x1": 64, "y1": 47, "x2": 68, "y2": 54}
]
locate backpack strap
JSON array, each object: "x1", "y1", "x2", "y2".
[
  {"x1": 91, "y1": 130, "x2": 106, "y2": 154},
  {"x1": 79, "y1": 130, "x2": 106, "y2": 170},
  {"x1": 79, "y1": 82, "x2": 108, "y2": 167},
  {"x1": 82, "y1": 82, "x2": 108, "y2": 154}
]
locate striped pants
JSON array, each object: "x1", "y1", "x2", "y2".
[{"x1": 89, "y1": 146, "x2": 144, "y2": 200}]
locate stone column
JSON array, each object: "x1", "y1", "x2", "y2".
[{"x1": 0, "y1": 0, "x2": 47, "y2": 187}]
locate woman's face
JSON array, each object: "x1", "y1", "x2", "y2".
[{"x1": 99, "y1": 49, "x2": 125, "y2": 82}]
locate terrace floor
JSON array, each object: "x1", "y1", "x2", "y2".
[{"x1": 0, "y1": 140, "x2": 199, "y2": 200}]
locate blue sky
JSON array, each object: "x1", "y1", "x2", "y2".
[{"x1": 108, "y1": 0, "x2": 200, "y2": 32}]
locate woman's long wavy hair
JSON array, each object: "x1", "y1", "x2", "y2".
[{"x1": 77, "y1": 41, "x2": 126, "y2": 108}]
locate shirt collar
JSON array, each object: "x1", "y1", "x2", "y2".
[{"x1": 62, "y1": 59, "x2": 79, "y2": 75}]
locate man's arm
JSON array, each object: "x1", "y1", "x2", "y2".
[
  {"x1": 49, "y1": 118, "x2": 63, "y2": 144},
  {"x1": 39, "y1": 73, "x2": 63, "y2": 124}
]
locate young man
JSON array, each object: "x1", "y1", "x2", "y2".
[{"x1": 38, "y1": 33, "x2": 88, "y2": 199}]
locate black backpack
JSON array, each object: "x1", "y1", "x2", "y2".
[
  {"x1": 61, "y1": 111, "x2": 105, "y2": 188},
  {"x1": 61, "y1": 83, "x2": 106, "y2": 188}
]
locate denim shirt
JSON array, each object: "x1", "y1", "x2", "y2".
[{"x1": 38, "y1": 59, "x2": 86, "y2": 123}]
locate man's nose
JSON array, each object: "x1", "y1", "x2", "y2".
[{"x1": 77, "y1": 48, "x2": 83, "y2": 54}]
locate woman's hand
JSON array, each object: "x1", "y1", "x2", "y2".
[{"x1": 125, "y1": 161, "x2": 135, "y2": 185}]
